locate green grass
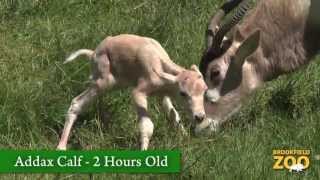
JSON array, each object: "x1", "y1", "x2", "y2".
[{"x1": 0, "y1": 0, "x2": 319, "y2": 179}]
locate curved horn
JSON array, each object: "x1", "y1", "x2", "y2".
[
  {"x1": 206, "y1": 0, "x2": 243, "y2": 50},
  {"x1": 199, "y1": 0, "x2": 248, "y2": 75},
  {"x1": 206, "y1": 9, "x2": 226, "y2": 49},
  {"x1": 212, "y1": 0, "x2": 252, "y2": 51}
]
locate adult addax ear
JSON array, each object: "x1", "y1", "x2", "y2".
[
  {"x1": 234, "y1": 25, "x2": 245, "y2": 42},
  {"x1": 234, "y1": 29, "x2": 261, "y2": 68},
  {"x1": 221, "y1": 29, "x2": 260, "y2": 95}
]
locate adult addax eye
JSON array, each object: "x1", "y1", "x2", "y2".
[{"x1": 180, "y1": 91, "x2": 187, "y2": 97}]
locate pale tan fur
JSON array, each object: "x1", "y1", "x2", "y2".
[{"x1": 57, "y1": 34, "x2": 207, "y2": 150}]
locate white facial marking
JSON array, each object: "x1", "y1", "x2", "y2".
[
  {"x1": 206, "y1": 89, "x2": 221, "y2": 102},
  {"x1": 194, "y1": 118, "x2": 220, "y2": 136},
  {"x1": 222, "y1": 36, "x2": 229, "y2": 42}
]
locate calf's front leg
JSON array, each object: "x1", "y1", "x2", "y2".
[
  {"x1": 132, "y1": 88, "x2": 154, "y2": 150},
  {"x1": 162, "y1": 96, "x2": 187, "y2": 136}
]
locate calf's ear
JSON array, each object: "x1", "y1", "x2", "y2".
[
  {"x1": 159, "y1": 72, "x2": 178, "y2": 84},
  {"x1": 190, "y1": 64, "x2": 202, "y2": 76},
  {"x1": 234, "y1": 29, "x2": 261, "y2": 67}
]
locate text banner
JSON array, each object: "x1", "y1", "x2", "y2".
[{"x1": 0, "y1": 150, "x2": 180, "y2": 173}]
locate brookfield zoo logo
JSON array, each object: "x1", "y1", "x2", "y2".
[{"x1": 273, "y1": 149, "x2": 310, "y2": 173}]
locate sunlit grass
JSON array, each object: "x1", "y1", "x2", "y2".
[{"x1": 0, "y1": 0, "x2": 319, "y2": 179}]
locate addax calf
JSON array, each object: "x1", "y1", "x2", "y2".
[{"x1": 57, "y1": 34, "x2": 207, "y2": 150}]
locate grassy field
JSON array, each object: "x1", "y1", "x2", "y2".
[{"x1": 0, "y1": 0, "x2": 319, "y2": 179}]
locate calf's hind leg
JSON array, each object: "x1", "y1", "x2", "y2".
[
  {"x1": 57, "y1": 85, "x2": 100, "y2": 150},
  {"x1": 57, "y1": 54, "x2": 115, "y2": 150}
]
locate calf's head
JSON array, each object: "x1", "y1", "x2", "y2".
[
  {"x1": 160, "y1": 65, "x2": 208, "y2": 127},
  {"x1": 205, "y1": 29, "x2": 261, "y2": 103}
]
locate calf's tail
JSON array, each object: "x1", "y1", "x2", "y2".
[{"x1": 64, "y1": 49, "x2": 94, "y2": 64}]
